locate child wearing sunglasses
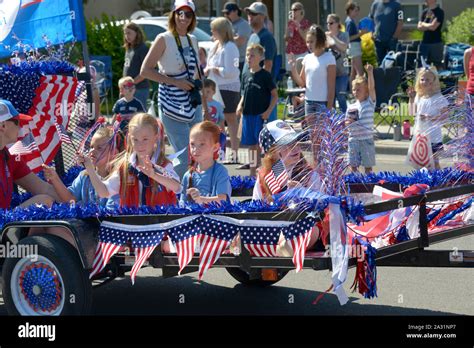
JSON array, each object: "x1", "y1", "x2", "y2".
[{"x1": 112, "y1": 76, "x2": 146, "y2": 134}]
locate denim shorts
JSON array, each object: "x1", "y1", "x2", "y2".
[
  {"x1": 348, "y1": 138, "x2": 376, "y2": 168},
  {"x1": 348, "y1": 41, "x2": 362, "y2": 58}
]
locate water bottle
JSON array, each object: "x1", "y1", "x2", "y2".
[
  {"x1": 403, "y1": 120, "x2": 411, "y2": 140},
  {"x1": 287, "y1": 76, "x2": 294, "y2": 90}
]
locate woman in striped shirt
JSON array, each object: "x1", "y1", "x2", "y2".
[{"x1": 141, "y1": 0, "x2": 205, "y2": 179}]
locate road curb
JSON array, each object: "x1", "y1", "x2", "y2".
[{"x1": 225, "y1": 138, "x2": 409, "y2": 156}]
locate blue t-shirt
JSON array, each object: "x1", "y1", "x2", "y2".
[
  {"x1": 345, "y1": 17, "x2": 360, "y2": 43},
  {"x1": 243, "y1": 27, "x2": 277, "y2": 79},
  {"x1": 112, "y1": 97, "x2": 145, "y2": 116},
  {"x1": 68, "y1": 171, "x2": 119, "y2": 208},
  {"x1": 112, "y1": 97, "x2": 145, "y2": 132},
  {"x1": 369, "y1": 0, "x2": 402, "y2": 42},
  {"x1": 180, "y1": 162, "x2": 231, "y2": 204},
  {"x1": 207, "y1": 99, "x2": 224, "y2": 125}
]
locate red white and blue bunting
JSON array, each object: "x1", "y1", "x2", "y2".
[
  {"x1": 90, "y1": 215, "x2": 318, "y2": 281},
  {"x1": 89, "y1": 204, "x2": 352, "y2": 306}
]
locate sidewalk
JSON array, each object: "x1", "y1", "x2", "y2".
[{"x1": 225, "y1": 124, "x2": 410, "y2": 156}]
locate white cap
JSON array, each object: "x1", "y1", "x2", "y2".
[{"x1": 173, "y1": 0, "x2": 196, "y2": 12}]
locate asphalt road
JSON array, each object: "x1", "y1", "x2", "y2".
[
  {"x1": 0, "y1": 153, "x2": 471, "y2": 316},
  {"x1": 0, "y1": 230, "x2": 472, "y2": 316}
]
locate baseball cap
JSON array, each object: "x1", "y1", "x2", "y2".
[
  {"x1": 244, "y1": 2, "x2": 268, "y2": 16},
  {"x1": 173, "y1": 0, "x2": 196, "y2": 12},
  {"x1": 259, "y1": 120, "x2": 308, "y2": 153},
  {"x1": 0, "y1": 99, "x2": 32, "y2": 125},
  {"x1": 222, "y1": 2, "x2": 240, "y2": 13}
]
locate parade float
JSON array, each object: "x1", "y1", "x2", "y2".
[{"x1": 0, "y1": 1, "x2": 472, "y2": 316}]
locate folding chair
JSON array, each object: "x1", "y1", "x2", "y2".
[
  {"x1": 395, "y1": 40, "x2": 421, "y2": 72},
  {"x1": 373, "y1": 66, "x2": 404, "y2": 138},
  {"x1": 90, "y1": 55, "x2": 113, "y2": 115}
]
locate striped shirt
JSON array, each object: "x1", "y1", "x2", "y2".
[
  {"x1": 157, "y1": 32, "x2": 200, "y2": 122},
  {"x1": 347, "y1": 96, "x2": 375, "y2": 140}
]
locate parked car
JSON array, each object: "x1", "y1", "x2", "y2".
[
  {"x1": 195, "y1": 16, "x2": 215, "y2": 36},
  {"x1": 132, "y1": 17, "x2": 213, "y2": 52}
]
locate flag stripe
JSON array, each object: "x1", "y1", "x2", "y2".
[
  {"x1": 130, "y1": 246, "x2": 156, "y2": 284},
  {"x1": 89, "y1": 242, "x2": 121, "y2": 278},
  {"x1": 18, "y1": 75, "x2": 78, "y2": 172}
]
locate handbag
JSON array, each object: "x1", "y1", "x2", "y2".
[{"x1": 405, "y1": 123, "x2": 435, "y2": 170}]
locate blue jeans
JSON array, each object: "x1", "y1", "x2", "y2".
[
  {"x1": 159, "y1": 106, "x2": 203, "y2": 179},
  {"x1": 335, "y1": 75, "x2": 349, "y2": 113},
  {"x1": 134, "y1": 87, "x2": 149, "y2": 110}
]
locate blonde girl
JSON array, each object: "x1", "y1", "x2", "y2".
[
  {"x1": 43, "y1": 126, "x2": 119, "y2": 207},
  {"x1": 408, "y1": 67, "x2": 449, "y2": 169},
  {"x1": 180, "y1": 121, "x2": 231, "y2": 205},
  {"x1": 83, "y1": 113, "x2": 181, "y2": 207}
]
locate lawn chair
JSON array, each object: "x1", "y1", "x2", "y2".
[
  {"x1": 90, "y1": 55, "x2": 113, "y2": 115},
  {"x1": 395, "y1": 40, "x2": 421, "y2": 72},
  {"x1": 373, "y1": 66, "x2": 404, "y2": 138}
]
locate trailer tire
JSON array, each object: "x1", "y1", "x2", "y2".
[
  {"x1": 225, "y1": 268, "x2": 289, "y2": 287},
  {"x1": 2, "y1": 235, "x2": 92, "y2": 316}
]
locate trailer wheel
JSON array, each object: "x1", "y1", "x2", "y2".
[
  {"x1": 225, "y1": 268, "x2": 289, "y2": 287},
  {"x1": 2, "y1": 235, "x2": 92, "y2": 316}
]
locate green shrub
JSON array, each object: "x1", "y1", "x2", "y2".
[
  {"x1": 86, "y1": 14, "x2": 126, "y2": 98},
  {"x1": 444, "y1": 8, "x2": 474, "y2": 45},
  {"x1": 407, "y1": 29, "x2": 423, "y2": 41}
]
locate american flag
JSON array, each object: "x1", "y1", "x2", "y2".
[
  {"x1": 264, "y1": 160, "x2": 289, "y2": 194},
  {"x1": 283, "y1": 217, "x2": 316, "y2": 272},
  {"x1": 54, "y1": 122, "x2": 74, "y2": 145},
  {"x1": 198, "y1": 219, "x2": 238, "y2": 280},
  {"x1": 130, "y1": 231, "x2": 165, "y2": 284},
  {"x1": 9, "y1": 133, "x2": 40, "y2": 154},
  {"x1": 0, "y1": 74, "x2": 78, "y2": 172},
  {"x1": 167, "y1": 218, "x2": 202, "y2": 275},
  {"x1": 240, "y1": 224, "x2": 281, "y2": 257},
  {"x1": 89, "y1": 224, "x2": 130, "y2": 279}
]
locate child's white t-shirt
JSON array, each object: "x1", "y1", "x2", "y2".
[
  {"x1": 414, "y1": 93, "x2": 449, "y2": 144},
  {"x1": 303, "y1": 52, "x2": 336, "y2": 102},
  {"x1": 346, "y1": 96, "x2": 375, "y2": 141}
]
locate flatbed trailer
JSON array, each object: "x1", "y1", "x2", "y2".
[{"x1": 1, "y1": 183, "x2": 472, "y2": 315}]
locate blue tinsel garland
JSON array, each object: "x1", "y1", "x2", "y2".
[
  {"x1": 0, "y1": 61, "x2": 75, "y2": 76},
  {"x1": 343, "y1": 168, "x2": 472, "y2": 187},
  {"x1": 1, "y1": 194, "x2": 365, "y2": 231}
]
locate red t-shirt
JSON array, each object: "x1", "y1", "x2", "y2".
[
  {"x1": 467, "y1": 47, "x2": 474, "y2": 95},
  {"x1": 286, "y1": 18, "x2": 311, "y2": 55},
  {"x1": 0, "y1": 148, "x2": 31, "y2": 209}
]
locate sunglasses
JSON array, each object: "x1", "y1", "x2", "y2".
[
  {"x1": 248, "y1": 12, "x2": 261, "y2": 17},
  {"x1": 327, "y1": 22, "x2": 335, "y2": 25},
  {"x1": 290, "y1": 8, "x2": 302, "y2": 12},
  {"x1": 177, "y1": 10, "x2": 194, "y2": 19}
]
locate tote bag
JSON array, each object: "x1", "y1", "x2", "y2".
[{"x1": 405, "y1": 124, "x2": 435, "y2": 170}]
